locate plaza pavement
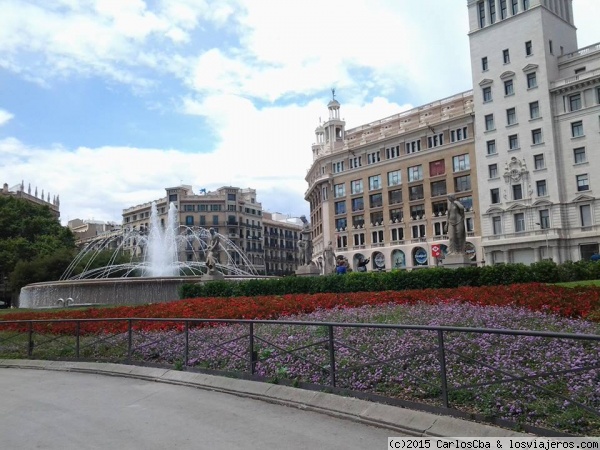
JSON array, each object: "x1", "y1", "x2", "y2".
[{"x1": 0, "y1": 359, "x2": 530, "y2": 446}]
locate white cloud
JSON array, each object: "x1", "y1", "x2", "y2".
[
  {"x1": 0, "y1": 109, "x2": 14, "y2": 126},
  {"x1": 0, "y1": 93, "x2": 411, "y2": 224}
]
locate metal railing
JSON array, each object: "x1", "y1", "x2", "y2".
[{"x1": 1, "y1": 317, "x2": 598, "y2": 435}]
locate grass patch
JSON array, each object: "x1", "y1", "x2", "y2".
[{"x1": 555, "y1": 280, "x2": 600, "y2": 288}]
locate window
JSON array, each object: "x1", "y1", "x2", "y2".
[
  {"x1": 509, "y1": 134, "x2": 519, "y2": 150},
  {"x1": 534, "y1": 153, "x2": 545, "y2": 170},
  {"x1": 431, "y1": 180, "x2": 447, "y2": 197},
  {"x1": 485, "y1": 114, "x2": 495, "y2": 131},
  {"x1": 459, "y1": 196, "x2": 473, "y2": 211},
  {"x1": 539, "y1": 209, "x2": 550, "y2": 229},
  {"x1": 408, "y1": 165, "x2": 423, "y2": 182},
  {"x1": 429, "y1": 159, "x2": 445, "y2": 176},
  {"x1": 386, "y1": 145, "x2": 400, "y2": 159},
  {"x1": 569, "y1": 93, "x2": 582, "y2": 111},
  {"x1": 349, "y1": 156, "x2": 362, "y2": 169},
  {"x1": 486, "y1": 140, "x2": 497, "y2": 155},
  {"x1": 389, "y1": 189, "x2": 403, "y2": 205},
  {"x1": 367, "y1": 151, "x2": 380, "y2": 164},
  {"x1": 500, "y1": 0, "x2": 507, "y2": 18},
  {"x1": 409, "y1": 185, "x2": 424, "y2": 201},
  {"x1": 185, "y1": 215, "x2": 194, "y2": 226},
  {"x1": 333, "y1": 161, "x2": 345, "y2": 173},
  {"x1": 513, "y1": 184, "x2": 523, "y2": 200},
  {"x1": 387, "y1": 170, "x2": 401, "y2": 186},
  {"x1": 432, "y1": 201, "x2": 447, "y2": 216},
  {"x1": 369, "y1": 193, "x2": 383, "y2": 208},
  {"x1": 523, "y1": 0, "x2": 529, "y2": 10},
  {"x1": 504, "y1": 79, "x2": 514, "y2": 95},
  {"x1": 528, "y1": 101, "x2": 540, "y2": 119},
  {"x1": 571, "y1": 121, "x2": 584, "y2": 137},
  {"x1": 391, "y1": 228, "x2": 404, "y2": 242},
  {"x1": 352, "y1": 233, "x2": 364, "y2": 246},
  {"x1": 489, "y1": 0, "x2": 496, "y2": 23},
  {"x1": 511, "y1": 0, "x2": 518, "y2": 14},
  {"x1": 369, "y1": 175, "x2": 382, "y2": 190},
  {"x1": 549, "y1": 40, "x2": 553, "y2": 54},
  {"x1": 352, "y1": 215, "x2": 365, "y2": 228},
  {"x1": 335, "y1": 201, "x2": 346, "y2": 215},
  {"x1": 371, "y1": 229, "x2": 384, "y2": 243},
  {"x1": 536, "y1": 180, "x2": 547, "y2": 196},
  {"x1": 427, "y1": 133, "x2": 444, "y2": 148},
  {"x1": 503, "y1": 49, "x2": 510, "y2": 64},
  {"x1": 491, "y1": 188, "x2": 500, "y2": 204},
  {"x1": 577, "y1": 174, "x2": 589, "y2": 191},
  {"x1": 336, "y1": 235, "x2": 348, "y2": 249},
  {"x1": 478, "y1": 1, "x2": 486, "y2": 27},
  {"x1": 390, "y1": 208, "x2": 403, "y2": 222},
  {"x1": 527, "y1": 72, "x2": 537, "y2": 88},
  {"x1": 351, "y1": 197, "x2": 364, "y2": 212},
  {"x1": 454, "y1": 175, "x2": 471, "y2": 192},
  {"x1": 451, "y1": 127, "x2": 468, "y2": 142},
  {"x1": 574, "y1": 147, "x2": 586, "y2": 164},
  {"x1": 370, "y1": 211, "x2": 384, "y2": 226},
  {"x1": 580, "y1": 205, "x2": 592, "y2": 227},
  {"x1": 506, "y1": 107, "x2": 517, "y2": 125},
  {"x1": 351, "y1": 179, "x2": 363, "y2": 194},
  {"x1": 483, "y1": 86, "x2": 492, "y2": 102},
  {"x1": 482, "y1": 56, "x2": 488, "y2": 71},
  {"x1": 575, "y1": 67, "x2": 586, "y2": 74},
  {"x1": 334, "y1": 183, "x2": 345, "y2": 198},
  {"x1": 493, "y1": 216, "x2": 502, "y2": 235},
  {"x1": 514, "y1": 213, "x2": 525, "y2": 232},
  {"x1": 532, "y1": 128, "x2": 542, "y2": 145},
  {"x1": 410, "y1": 204, "x2": 425, "y2": 220},
  {"x1": 212, "y1": 215, "x2": 219, "y2": 225},
  {"x1": 411, "y1": 224, "x2": 426, "y2": 239},
  {"x1": 525, "y1": 40, "x2": 532, "y2": 56},
  {"x1": 405, "y1": 140, "x2": 421, "y2": 154},
  {"x1": 453, "y1": 154, "x2": 470, "y2": 172},
  {"x1": 489, "y1": 163, "x2": 498, "y2": 178}
]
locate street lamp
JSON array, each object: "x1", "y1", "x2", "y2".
[{"x1": 535, "y1": 222, "x2": 550, "y2": 260}]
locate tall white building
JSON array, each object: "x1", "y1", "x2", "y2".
[{"x1": 468, "y1": 0, "x2": 600, "y2": 263}]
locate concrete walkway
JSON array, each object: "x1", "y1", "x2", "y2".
[{"x1": 0, "y1": 359, "x2": 529, "y2": 446}]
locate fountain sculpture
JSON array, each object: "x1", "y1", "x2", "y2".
[{"x1": 18, "y1": 202, "x2": 265, "y2": 308}]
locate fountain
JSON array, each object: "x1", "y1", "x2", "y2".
[{"x1": 18, "y1": 202, "x2": 267, "y2": 308}]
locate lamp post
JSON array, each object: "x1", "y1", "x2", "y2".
[{"x1": 535, "y1": 222, "x2": 550, "y2": 260}]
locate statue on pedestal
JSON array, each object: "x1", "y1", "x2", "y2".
[{"x1": 444, "y1": 194, "x2": 466, "y2": 255}]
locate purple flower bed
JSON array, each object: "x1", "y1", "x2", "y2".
[{"x1": 130, "y1": 302, "x2": 600, "y2": 435}]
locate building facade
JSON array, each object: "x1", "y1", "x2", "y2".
[
  {"x1": 468, "y1": 0, "x2": 600, "y2": 263},
  {"x1": 67, "y1": 219, "x2": 122, "y2": 250},
  {"x1": 1, "y1": 182, "x2": 60, "y2": 219},
  {"x1": 305, "y1": 94, "x2": 482, "y2": 271},
  {"x1": 122, "y1": 185, "x2": 303, "y2": 275},
  {"x1": 262, "y1": 212, "x2": 303, "y2": 276},
  {"x1": 306, "y1": 0, "x2": 600, "y2": 269}
]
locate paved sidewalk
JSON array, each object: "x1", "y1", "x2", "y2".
[{"x1": 0, "y1": 359, "x2": 530, "y2": 438}]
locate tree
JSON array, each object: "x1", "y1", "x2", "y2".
[{"x1": 0, "y1": 196, "x2": 76, "y2": 292}]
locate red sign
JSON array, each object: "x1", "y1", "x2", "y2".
[{"x1": 431, "y1": 244, "x2": 441, "y2": 257}]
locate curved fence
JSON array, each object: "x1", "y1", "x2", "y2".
[{"x1": 0, "y1": 317, "x2": 598, "y2": 436}]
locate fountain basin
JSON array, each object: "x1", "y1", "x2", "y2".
[{"x1": 18, "y1": 276, "x2": 272, "y2": 309}]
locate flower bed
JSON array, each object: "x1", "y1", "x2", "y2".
[{"x1": 3, "y1": 283, "x2": 600, "y2": 332}]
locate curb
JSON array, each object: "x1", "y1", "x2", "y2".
[{"x1": 0, "y1": 359, "x2": 531, "y2": 438}]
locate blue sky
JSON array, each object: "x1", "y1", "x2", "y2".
[{"x1": 0, "y1": 0, "x2": 597, "y2": 225}]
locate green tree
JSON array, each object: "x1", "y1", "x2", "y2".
[{"x1": 0, "y1": 196, "x2": 76, "y2": 292}]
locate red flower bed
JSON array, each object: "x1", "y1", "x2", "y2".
[{"x1": 2, "y1": 283, "x2": 599, "y2": 335}]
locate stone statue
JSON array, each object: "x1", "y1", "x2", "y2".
[
  {"x1": 205, "y1": 228, "x2": 221, "y2": 273},
  {"x1": 323, "y1": 241, "x2": 336, "y2": 274},
  {"x1": 444, "y1": 194, "x2": 466, "y2": 255},
  {"x1": 298, "y1": 216, "x2": 313, "y2": 266}
]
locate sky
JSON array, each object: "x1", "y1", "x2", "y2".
[{"x1": 1, "y1": 0, "x2": 597, "y2": 226}]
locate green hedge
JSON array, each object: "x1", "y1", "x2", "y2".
[{"x1": 179, "y1": 260, "x2": 600, "y2": 299}]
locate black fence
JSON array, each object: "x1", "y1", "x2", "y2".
[{"x1": 1, "y1": 317, "x2": 599, "y2": 436}]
